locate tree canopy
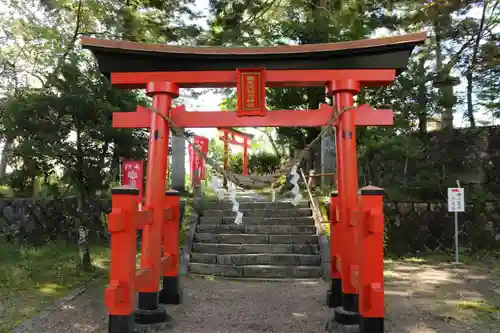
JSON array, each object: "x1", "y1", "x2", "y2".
[{"x1": 0, "y1": 0, "x2": 498, "y2": 198}]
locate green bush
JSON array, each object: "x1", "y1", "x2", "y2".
[
  {"x1": 228, "y1": 151, "x2": 280, "y2": 175},
  {"x1": 249, "y1": 151, "x2": 281, "y2": 174}
]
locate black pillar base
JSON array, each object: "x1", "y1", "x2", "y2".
[
  {"x1": 334, "y1": 292, "x2": 360, "y2": 325},
  {"x1": 135, "y1": 291, "x2": 170, "y2": 324},
  {"x1": 360, "y1": 317, "x2": 384, "y2": 333},
  {"x1": 342, "y1": 292, "x2": 359, "y2": 312},
  {"x1": 109, "y1": 314, "x2": 135, "y2": 333},
  {"x1": 326, "y1": 278, "x2": 342, "y2": 308},
  {"x1": 159, "y1": 276, "x2": 182, "y2": 305},
  {"x1": 334, "y1": 306, "x2": 360, "y2": 326},
  {"x1": 134, "y1": 307, "x2": 171, "y2": 325}
]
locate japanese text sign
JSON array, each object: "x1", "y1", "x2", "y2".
[
  {"x1": 236, "y1": 68, "x2": 266, "y2": 117},
  {"x1": 121, "y1": 160, "x2": 144, "y2": 199},
  {"x1": 447, "y1": 187, "x2": 465, "y2": 212}
]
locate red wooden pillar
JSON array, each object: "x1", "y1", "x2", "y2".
[
  {"x1": 136, "y1": 81, "x2": 178, "y2": 324},
  {"x1": 328, "y1": 79, "x2": 361, "y2": 324},
  {"x1": 327, "y1": 190, "x2": 342, "y2": 308},
  {"x1": 359, "y1": 186, "x2": 385, "y2": 333},
  {"x1": 159, "y1": 189, "x2": 182, "y2": 304},
  {"x1": 242, "y1": 137, "x2": 249, "y2": 175},
  {"x1": 106, "y1": 186, "x2": 140, "y2": 333}
]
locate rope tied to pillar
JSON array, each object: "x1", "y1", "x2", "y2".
[{"x1": 149, "y1": 103, "x2": 356, "y2": 191}]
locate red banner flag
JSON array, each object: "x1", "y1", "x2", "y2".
[
  {"x1": 121, "y1": 160, "x2": 144, "y2": 201},
  {"x1": 189, "y1": 136, "x2": 209, "y2": 185}
]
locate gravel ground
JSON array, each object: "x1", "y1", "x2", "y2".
[{"x1": 17, "y1": 260, "x2": 500, "y2": 333}]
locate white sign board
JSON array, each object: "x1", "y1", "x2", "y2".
[{"x1": 447, "y1": 188, "x2": 465, "y2": 212}]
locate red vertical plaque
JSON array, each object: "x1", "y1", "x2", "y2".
[{"x1": 236, "y1": 68, "x2": 266, "y2": 116}]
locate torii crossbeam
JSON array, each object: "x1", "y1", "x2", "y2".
[{"x1": 81, "y1": 32, "x2": 426, "y2": 333}]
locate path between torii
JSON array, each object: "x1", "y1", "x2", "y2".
[
  {"x1": 17, "y1": 260, "x2": 500, "y2": 333},
  {"x1": 13, "y1": 192, "x2": 500, "y2": 333}
]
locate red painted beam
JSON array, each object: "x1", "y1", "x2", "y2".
[
  {"x1": 110, "y1": 69, "x2": 396, "y2": 89},
  {"x1": 354, "y1": 104, "x2": 393, "y2": 126},
  {"x1": 113, "y1": 105, "x2": 151, "y2": 128},
  {"x1": 112, "y1": 104, "x2": 393, "y2": 128}
]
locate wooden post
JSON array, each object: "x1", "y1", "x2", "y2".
[
  {"x1": 327, "y1": 190, "x2": 342, "y2": 308},
  {"x1": 223, "y1": 130, "x2": 229, "y2": 171},
  {"x1": 328, "y1": 79, "x2": 361, "y2": 325},
  {"x1": 242, "y1": 137, "x2": 249, "y2": 176},
  {"x1": 358, "y1": 186, "x2": 385, "y2": 333},
  {"x1": 159, "y1": 190, "x2": 182, "y2": 305},
  {"x1": 106, "y1": 186, "x2": 140, "y2": 333},
  {"x1": 136, "y1": 81, "x2": 178, "y2": 324},
  {"x1": 223, "y1": 130, "x2": 229, "y2": 188}
]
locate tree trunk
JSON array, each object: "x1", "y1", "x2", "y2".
[
  {"x1": 417, "y1": 57, "x2": 428, "y2": 135},
  {"x1": 435, "y1": 32, "x2": 454, "y2": 130},
  {"x1": 258, "y1": 128, "x2": 281, "y2": 158},
  {"x1": 78, "y1": 224, "x2": 92, "y2": 271},
  {"x1": 466, "y1": 1, "x2": 488, "y2": 128},
  {"x1": 0, "y1": 137, "x2": 13, "y2": 181},
  {"x1": 75, "y1": 123, "x2": 92, "y2": 272}
]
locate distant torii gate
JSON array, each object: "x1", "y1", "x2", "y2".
[
  {"x1": 81, "y1": 32, "x2": 426, "y2": 333},
  {"x1": 217, "y1": 127, "x2": 253, "y2": 175}
]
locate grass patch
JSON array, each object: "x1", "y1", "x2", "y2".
[
  {"x1": 0, "y1": 241, "x2": 109, "y2": 333},
  {"x1": 457, "y1": 300, "x2": 500, "y2": 321},
  {"x1": 387, "y1": 252, "x2": 500, "y2": 273},
  {"x1": 457, "y1": 301, "x2": 500, "y2": 314},
  {"x1": 180, "y1": 201, "x2": 193, "y2": 248}
]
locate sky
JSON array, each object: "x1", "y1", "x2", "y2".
[{"x1": 182, "y1": 0, "x2": 221, "y2": 142}]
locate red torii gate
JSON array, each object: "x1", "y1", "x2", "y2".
[
  {"x1": 81, "y1": 32, "x2": 426, "y2": 333},
  {"x1": 217, "y1": 127, "x2": 253, "y2": 176}
]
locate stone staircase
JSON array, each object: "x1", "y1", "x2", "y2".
[{"x1": 188, "y1": 201, "x2": 323, "y2": 279}]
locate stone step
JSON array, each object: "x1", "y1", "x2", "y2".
[
  {"x1": 203, "y1": 208, "x2": 312, "y2": 218},
  {"x1": 191, "y1": 243, "x2": 319, "y2": 254},
  {"x1": 196, "y1": 224, "x2": 316, "y2": 235},
  {"x1": 206, "y1": 201, "x2": 310, "y2": 210},
  {"x1": 199, "y1": 216, "x2": 315, "y2": 225},
  {"x1": 194, "y1": 233, "x2": 318, "y2": 244},
  {"x1": 190, "y1": 253, "x2": 321, "y2": 266},
  {"x1": 189, "y1": 263, "x2": 322, "y2": 278}
]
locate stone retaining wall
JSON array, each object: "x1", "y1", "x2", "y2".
[
  {"x1": 3, "y1": 197, "x2": 500, "y2": 254},
  {"x1": 322, "y1": 200, "x2": 500, "y2": 256},
  {"x1": 0, "y1": 197, "x2": 110, "y2": 246},
  {"x1": 384, "y1": 201, "x2": 500, "y2": 255}
]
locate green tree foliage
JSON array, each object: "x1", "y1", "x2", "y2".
[
  {"x1": 205, "y1": 0, "x2": 500, "y2": 198},
  {"x1": 0, "y1": 0, "x2": 498, "y2": 202},
  {"x1": 1, "y1": 55, "x2": 149, "y2": 197},
  {"x1": 0, "y1": 0, "x2": 203, "y2": 197}
]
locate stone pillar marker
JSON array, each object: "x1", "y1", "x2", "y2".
[
  {"x1": 171, "y1": 132, "x2": 186, "y2": 193},
  {"x1": 321, "y1": 129, "x2": 336, "y2": 187}
]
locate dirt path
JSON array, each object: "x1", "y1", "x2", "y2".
[{"x1": 16, "y1": 260, "x2": 500, "y2": 333}]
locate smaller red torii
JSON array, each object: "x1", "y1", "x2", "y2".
[{"x1": 217, "y1": 128, "x2": 253, "y2": 176}]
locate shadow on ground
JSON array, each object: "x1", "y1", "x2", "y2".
[
  {"x1": 16, "y1": 258, "x2": 500, "y2": 333},
  {"x1": 382, "y1": 257, "x2": 500, "y2": 333}
]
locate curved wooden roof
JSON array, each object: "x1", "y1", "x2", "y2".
[{"x1": 80, "y1": 32, "x2": 426, "y2": 75}]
